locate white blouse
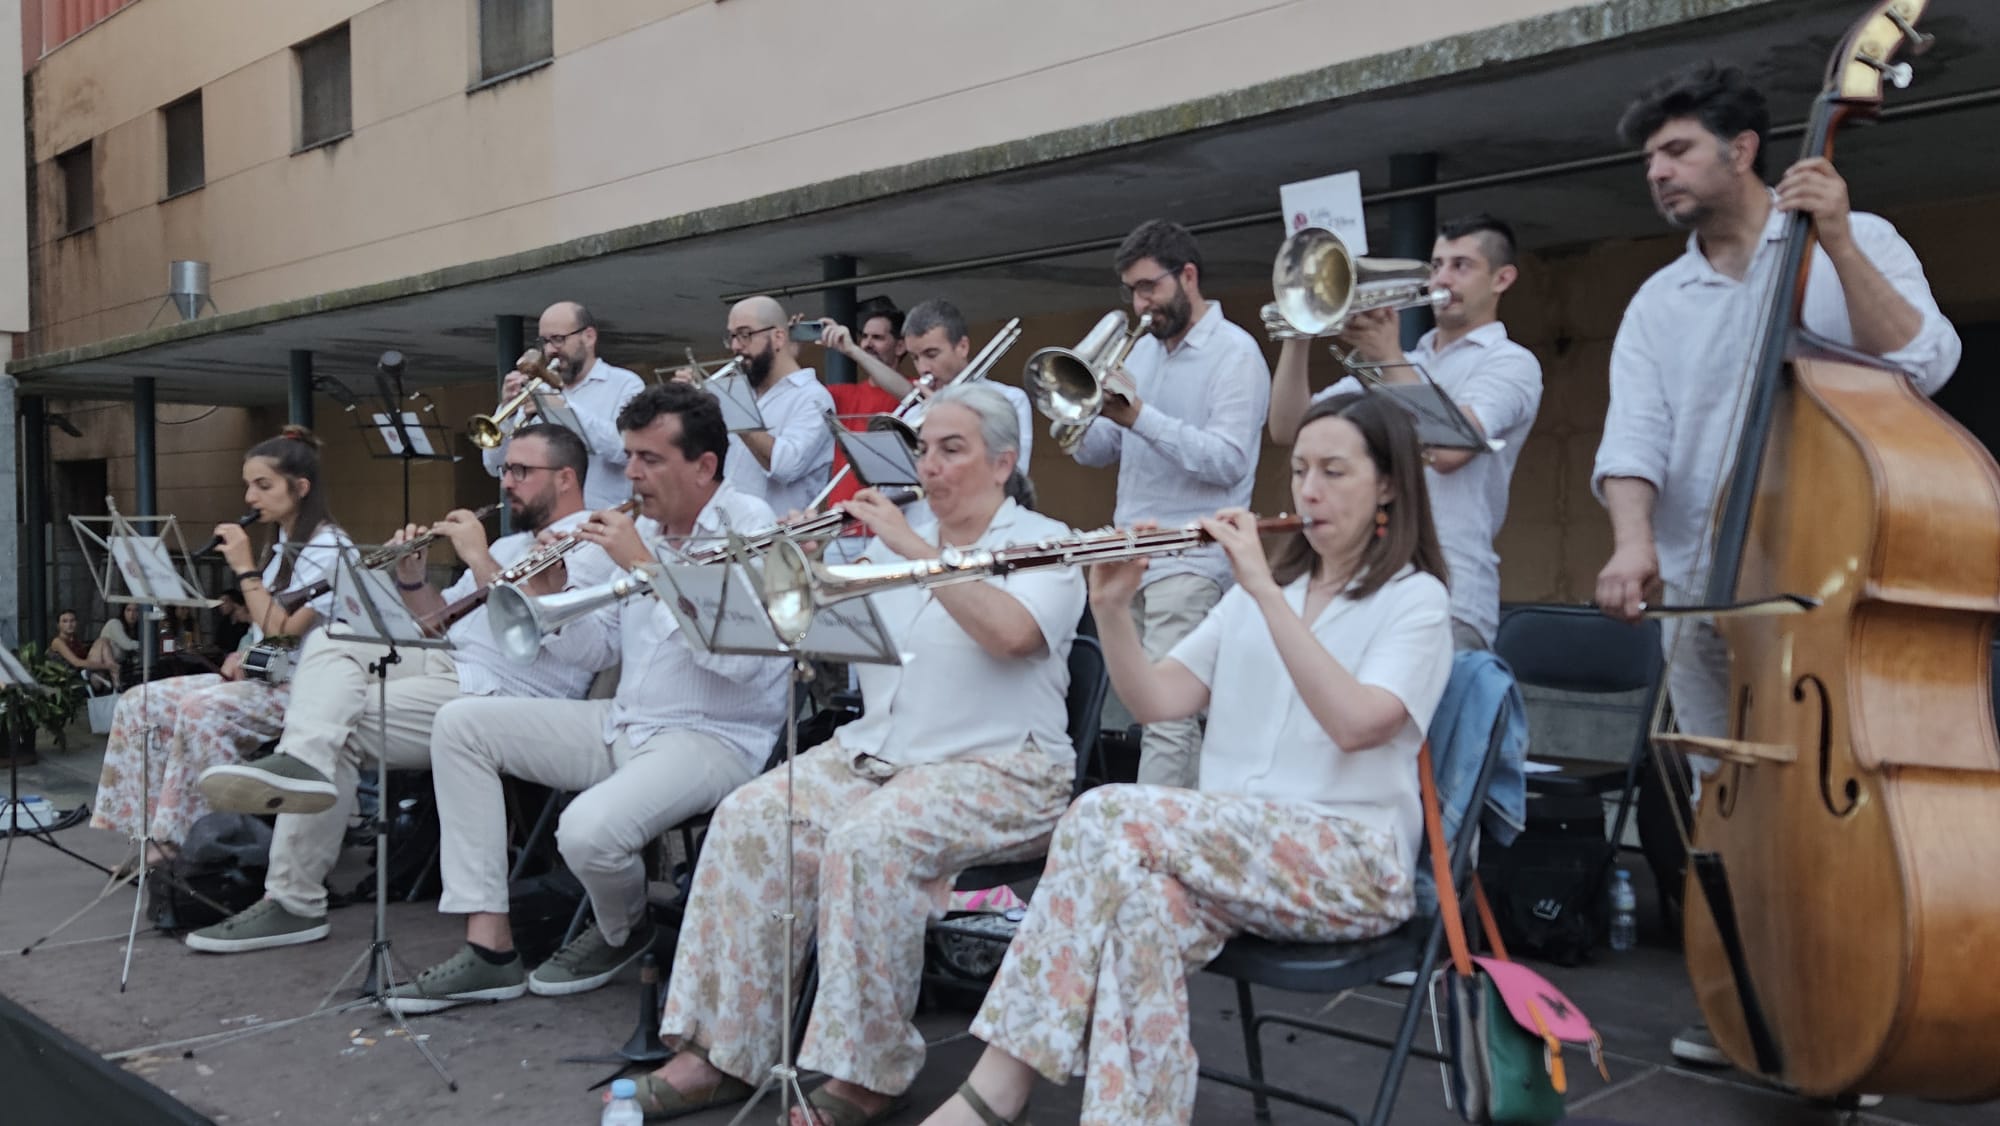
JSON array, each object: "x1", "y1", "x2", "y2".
[
  {"x1": 837, "y1": 499, "x2": 1086, "y2": 770},
  {"x1": 253, "y1": 523, "x2": 351, "y2": 644},
  {"x1": 1169, "y1": 566, "x2": 1452, "y2": 872}
]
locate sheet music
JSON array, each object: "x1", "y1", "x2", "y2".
[
  {"x1": 705, "y1": 373, "x2": 767, "y2": 433},
  {"x1": 528, "y1": 390, "x2": 595, "y2": 455},
  {"x1": 833, "y1": 427, "x2": 922, "y2": 488},
  {"x1": 371, "y1": 411, "x2": 438, "y2": 457},
  {"x1": 657, "y1": 560, "x2": 900, "y2": 665},
  {"x1": 1363, "y1": 375, "x2": 1501, "y2": 453},
  {"x1": 324, "y1": 548, "x2": 451, "y2": 648},
  {"x1": 109, "y1": 536, "x2": 190, "y2": 602}
]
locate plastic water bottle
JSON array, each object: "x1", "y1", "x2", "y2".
[
  {"x1": 602, "y1": 1078, "x2": 643, "y2": 1126},
  {"x1": 1609, "y1": 869, "x2": 1638, "y2": 951}
]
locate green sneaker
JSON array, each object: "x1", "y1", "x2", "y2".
[
  {"x1": 199, "y1": 752, "x2": 338, "y2": 815},
  {"x1": 184, "y1": 898, "x2": 329, "y2": 954},
  {"x1": 529, "y1": 921, "x2": 655, "y2": 996},
  {"x1": 385, "y1": 945, "x2": 528, "y2": 1014}
]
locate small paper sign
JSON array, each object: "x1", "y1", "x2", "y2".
[{"x1": 1279, "y1": 170, "x2": 1367, "y2": 255}]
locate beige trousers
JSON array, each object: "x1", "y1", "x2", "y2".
[
  {"x1": 429, "y1": 697, "x2": 757, "y2": 945},
  {"x1": 1130, "y1": 574, "x2": 1222, "y2": 789},
  {"x1": 265, "y1": 633, "x2": 464, "y2": 917}
]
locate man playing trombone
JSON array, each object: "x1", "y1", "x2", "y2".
[
  {"x1": 186, "y1": 425, "x2": 619, "y2": 954},
  {"x1": 1268, "y1": 214, "x2": 1543, "y2": 650},
  {"x1": 673, "y1": 295, "x2": 836, "y2": 517},
  {"x1": 1063, "y1": 218, "x2": 1271, "y2": 789},
  {"x1": 385, "y1": 384, "x2": 790, "y2": 1012},
  {"x1": 483, "y1": 301, "x2": 645, "y2": 511}
]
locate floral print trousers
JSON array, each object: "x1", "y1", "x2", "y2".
[
  {"x1": 659, "y1": 738, "x2": 1072, "y2": 1096},
  {"x1": 90, "y1": 674, "x2": 291, "y2": 845},
  {"x1": 969, "y1": 784, "x2": 1411, "y2": 1126}
]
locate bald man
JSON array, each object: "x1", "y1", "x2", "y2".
[
  {"x1": 485, "y1": 301, "x2": 646, "y2": 510},
  {"x1": 675, "y1": 295, "x2": 836, "y2": 516}
]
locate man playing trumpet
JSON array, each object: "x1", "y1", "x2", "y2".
[
  {"x1": 484, "y1": 301, "x2": 645, "y2": 511},
  {"x1": 1063, "y1": 218, "x2": 1271, "y2": 789},
  {"x1": 673, "y1": 295, "x2": 836, "y2": 517},
  {"x1": 188, "y1": 425, "x2": 618, "y2": 953},
  {"x1": 386, "y1": 384, "x2": 790, "y2": 1012},
  {"x1": 1268, "y1": 214, "x2": 1543, "y2": 650}
]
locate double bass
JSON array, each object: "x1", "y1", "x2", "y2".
[{"x1": 1672, "y1": 0, "x2": 2000, "y2": 1101}]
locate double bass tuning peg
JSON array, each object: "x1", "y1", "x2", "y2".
[
  {"x1": 1886, "y1": 8, "x2": 1935, "y2": 56},
  {"x1": 1857, "y1": 52, "x2": 1914, "y2": 90}
]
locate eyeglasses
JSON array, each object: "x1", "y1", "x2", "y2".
[
  {"x1": 1119, "y1": 269, "x2": 1178, "y2": 303},
  {"x1": 537, "y1": 329, "x2": 589, "y2": 348},
  {"x1": 723, "y1": 325, "x2": 784, "y2": 347},
  {"x1": 500, "y1": 463, "x2": 558, "y2": 481}
]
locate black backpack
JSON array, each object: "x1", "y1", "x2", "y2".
[
  {"x1": 1474, "y1": 791, "x2": 1613, "y2": 966},
  {"x1": 146, "y1": 812, "x2": 272, "y2": 932}
]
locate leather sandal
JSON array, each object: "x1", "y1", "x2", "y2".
[
  {"x1": 955, "y1": 1080, "x2": 1030, "y2": 1126},
  {"x1": 628, "y1": 1070, "x2": 753, "y2": 1121},
  {"x1": 797, "y1": 1084, "x2": 909, "y2": 1126}
]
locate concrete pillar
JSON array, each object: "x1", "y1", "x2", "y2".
[
  {"x1": 1388, "y1": 153, "x2": 1439, "y2": 352},
  {"x1": 495, "y1": 314, "x2": 523, "y2": 535},
  {"x1": 133, "y1": 377, "x2": 158, "y2": 517},
  {"x1": 288, "y1": 349, "x2": 314, "y2": 429},
  {"x1": 14, "y1": 389, "x2": 38, "y2": 650},
  {"x1": 820, "y1": 254, "x2": 856, "y2": 385}
]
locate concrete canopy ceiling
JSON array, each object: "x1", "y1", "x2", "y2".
[{"x1": 14, "y1": 0, "x2": 1998, "y2": 406}]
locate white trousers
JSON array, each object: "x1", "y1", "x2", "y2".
[
  {"x1": 1129, "y1": 574, "x2": 1221, "y2": 789},
  {"x1": 265, "y1": 633, "x2": 464, "y2": 917},
  {"x1": 429, "y1": 697, "x2": 758, "y2": 945}
]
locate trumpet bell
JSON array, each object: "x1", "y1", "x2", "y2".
[
  {"x1": 468, "y1": 414, "x2": 504, "y2": 449},
  {"x1": 763, "y1": 539, "x2": 817, "y2": 644}
]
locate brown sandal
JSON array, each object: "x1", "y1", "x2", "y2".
[
  {"x1": 628, "y1": 1070, "x2": 753, "y2": 1121},
  {"x1": 797, "y1": 1084, "x2": 909, "y2": 1126},
  {"x1": 955, "y1": 1080, "x2": 1029, "y2": 1126}
]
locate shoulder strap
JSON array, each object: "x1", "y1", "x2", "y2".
[{"x1": 1419, "y1": 742, "x2": 1475, "y2": 978}]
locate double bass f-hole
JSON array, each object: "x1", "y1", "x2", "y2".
[{"x1": 1795, "y1": 675, "x2": 1859, "y2": 817}]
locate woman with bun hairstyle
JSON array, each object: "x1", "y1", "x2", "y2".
[{"x1": 92, "y1": 426, "x2": 350, "y2": 867}]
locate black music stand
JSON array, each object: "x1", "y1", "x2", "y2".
[
  {"x1": 652, "y1": 546, "x2": 901, "y2": 1124},
  {"x1": 20, "y1": 502, "x2": 224, "y2": 989},
  {"x1": 706, "y1": 371, "x2": 766, "y2": 434},
  {"x1": 0, "y1": 644, "x2": 107, "y2": 897},
  {"x1": 359, "y1": 351, "x2": 457, "y2": 529},
  {"x1": 1340, "y1": 355, "x2": 1502, "y2": 455}
]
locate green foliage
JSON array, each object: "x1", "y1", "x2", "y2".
[{"x1": 4, "y1": 641, "x2": 86, "y2": 748}]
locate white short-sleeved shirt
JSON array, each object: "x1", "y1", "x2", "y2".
[
  {"x1": 725, "y1": 367, "x2": 837, "y2": 518},
  {"x1": 836, "y1": 499, "x2": 1085, "y2": 770},
  {"x1": 256, "y1": 523, "x2": 351, "y2": 644},
  {"x1": 1170, "y1": 567, "x2": 1453, "y2": 872},
  {"x1": 440, "y1": 509, "x2": 619, "y2": 700},
  {"x1": 1317, "y1": 321, "x2": 1543, "y2": 643},
  {"x1": 1592, "y1": 201, "x2": 1961, "y2": 592}
]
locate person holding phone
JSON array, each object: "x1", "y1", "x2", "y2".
[{"x1": 672, "y1": 295, "x2": 836, "y2": 516}]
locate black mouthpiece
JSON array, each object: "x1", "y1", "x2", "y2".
[{"x1": 195, "y1": 511, "x2": 260, "y2": 556}]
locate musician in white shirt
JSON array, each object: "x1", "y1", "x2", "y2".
[
  {"x1": 674, "y1": 295, "x2": 837, "y2": 516},
  {"x1": 188, "y1": 424, "x2": 617, "y2": 955},
  {"x1": 635, "y1": 385, "x2": 1083, "y2": 1125},
  {"x1": 484, "y1": 301, "x2": 645, "y2": 511},
  {"x1": 920, "y1": 392, "x2": 1452, "y2": 1126},
  {"x1": 1067, "y1": 219, "x2": 1272, "y2": 789}
]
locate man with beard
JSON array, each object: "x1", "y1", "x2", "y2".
[
  {"x1": 1267, "y1": 214, "x2": 1543, "y2": 650},
  {"x1": 1591, "y1": 61, "x2": 1959, "y2": 1071},
  {"x1": 385, "y1": 385, "x2": 789, "y2": 1011},
  {"x1": 186, "y1": 424, "x2": 620, "y2": 953},
  {"x1": 485, "y1": 301, "x2": 646, "y2": 511},
  {"x1": 675, "y1": 295, "x2": 836, "y2": 516},
  {"x1": 1064, "y1": 218, "x2": 1271, "y2": 789}
]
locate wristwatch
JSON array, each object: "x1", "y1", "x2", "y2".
[
  {"x1": 396, "y1": 578, "x2": 427, "y2": 591},
  {"x1": 234, "y1": 570, "x2": 263, "y2": 587}
]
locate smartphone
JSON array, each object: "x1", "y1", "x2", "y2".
[{"x1": 789, "y1": 321, "x2": 827, "y2": 343}]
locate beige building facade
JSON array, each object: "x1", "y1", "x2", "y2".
[{"x1": 10, "y1": 0, "x2": 1999, "y2": 644}]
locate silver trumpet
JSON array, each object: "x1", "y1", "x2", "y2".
[
  {"x1": 487, "y1": 564, "x2": 660, "y2": 665},
  {"x1": 1022, "y1": 310, "x2": 1153, "y2": 455},
  {"x1": 1265, "y1": 226, "x2": 1450, "y2": 340},
  {"x1": 655, "y1": 347, "x2": 745, "y2": 388}
]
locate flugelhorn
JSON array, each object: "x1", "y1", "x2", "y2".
[
  {"x1": 488, "y1": 564, "x2": 658, "y2": 665},
  {"x1": 1265, "y1": 226, "x2": 1448, "y2": 339},
  {"x1": 469, "y1": 350, "x2": 563, "y2": 449},
  {"x1": 762, "y1": 512, "x2": 1306, "y2": 642},
  {"x1": 1022, "y1": 311, "x2": 1153, "y2": 455}
]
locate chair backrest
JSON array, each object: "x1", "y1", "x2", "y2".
[
  {"x1": 1492, "y1": 604, "x2": 1661, "y2": 696},
  {"x1": 1064, "y1": 635, "x2": 1110, "y2": 795}
]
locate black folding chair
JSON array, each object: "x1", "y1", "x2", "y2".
[
  {"x1": 1491, "y1": 603, "x2": 1664, "y2": 863},
  {"x1": 1197, "y1": 667, "x2": 1511, "y2": 1125}
]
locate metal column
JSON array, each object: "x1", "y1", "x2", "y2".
[
  {"x1": 1387, "y1": 153, "x2": 1439, "y2": 352},
  {"x1": 133, "y1": 378, "x2": 158, "y2": 520},
  {"x1": 494, "y1": 314, "x2": 524, "y2": 535},
  {"x1": 820, "y1": 255, "x2": 857, "y2": 385},
  {"x1": 19, "y1": 394, "x2": 45, "y2": 648},
  {"x1": 288, "y1": 350, "x2": 315, "y2": 429}
]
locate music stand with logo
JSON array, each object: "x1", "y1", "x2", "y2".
[
  {"x1": 21, "y1": 502, "x2": 222, "y2": 989},
  {"x1": 652, "y1": 542, "x2": 901, "y2": 1124}
]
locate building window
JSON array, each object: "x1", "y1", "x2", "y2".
[
  {"x1": 477, "y1": 0, "x2": 552, "y2": 84},
  {"x1": 57, "y1": 142, "x2": 93, "y2": 234},
  {"x1": 163, "y1": 92, "x2": 205, "y2": 198},
  {"x1": 295, "y1": 24, "x2": 352, "y2": 151}
]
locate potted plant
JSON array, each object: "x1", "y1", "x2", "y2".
[{"x1": 0, "y1": 642, "x2": 85, "y2": 761}]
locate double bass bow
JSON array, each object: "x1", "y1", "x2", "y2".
[{"x1": 1669, "y1": 0, "x2": 2000, "y2": 1101}]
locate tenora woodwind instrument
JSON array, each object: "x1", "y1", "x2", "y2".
[
  {"x1": 421, "y1": 498, "x2": 641, "y2": 635},
  {"x1": 762, "y1": 513, "x2": 1308, "y2": 642},
  {"x1": 274, "y1": 503, "x2": 500, "y2": 613}
]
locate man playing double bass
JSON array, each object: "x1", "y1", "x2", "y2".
[{"x1": 1590, "y1": 61, "x2": 1961, "y2": 1070}]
